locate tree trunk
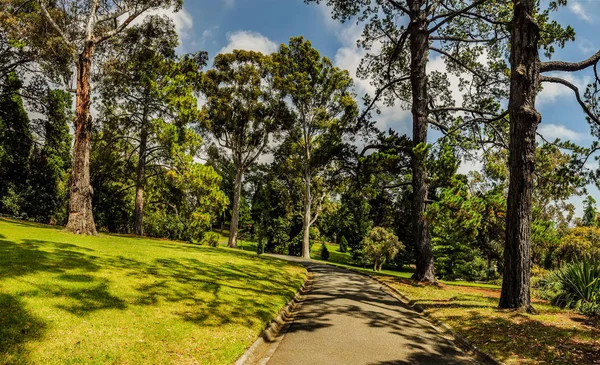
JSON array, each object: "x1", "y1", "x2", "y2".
[
  {"x1": 228, "y1": 168, "x2": 243, "y2": 248},
  {"x1": 65, "y1": 42, "x2": 97, "y2": 235},
  {"x1": 499, "y1": 0, "x2": 540, "y2": 313},
  {"x1": 302, "y1": 167, "x2": 311, "y2": 259},
  {"x1": 408, "y1": 6, "x2": 436, "y2": 283},
  {"x1": 134, "y1": 123, "x2": 148, "y2": 236}
]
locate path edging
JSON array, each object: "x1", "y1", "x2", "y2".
[
  {"x1": 340, "y1": 265, "x2": 504, "y2": 365},
  {"x1": 234, "y1": 270, "x2": 312, "y2": 365}
]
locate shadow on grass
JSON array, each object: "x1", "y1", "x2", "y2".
[
  {"x1": 442, "y1": 311, "x2": 600, "y2": 364},
  {"x1": 0, "y1": 236, "x2": 304, "y2": 361},
  {"x1": 0, "y1": 294, "x2": 46, "y2": 365}
]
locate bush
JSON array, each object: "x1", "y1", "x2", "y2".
[
  {"x1": 339, "y1": 235, "x2": 348, "y2": 253},
  {"x1": 548, "y1": 261, "x2": 600, "y2": 316},
  {"x1": 361, "y1": 227, "x2": 403, "y2": 271},
  {"x1": 202, "y1": 232, "x2": 220, "y2": 247},
  {"x1": 320, "y1": 243, "x2": 330, "y2": 261}
]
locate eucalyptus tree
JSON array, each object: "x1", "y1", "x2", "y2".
[
  {"x1": 273, "y1": 37, "x2": 358, "y2": 259},
  {"x1": 200, "y1": 50, "x2": 290, "y2": 248},
  {"x1": 306, "y1": 0, "x2": 509, "y2": 281},
  {"x1": 25, "y1": 0, "x2": 185, "y2": 235},
  {"x1": 98, "y1": 16, "x2": 205, "y2": 236}
]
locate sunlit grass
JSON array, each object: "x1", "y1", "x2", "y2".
[{"x1": 0, "y1": 219, "x2": 306, "y2": 365}]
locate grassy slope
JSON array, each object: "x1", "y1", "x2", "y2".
[{"x1": 0, "y1": 219, "x2": 306, "y2": 365}]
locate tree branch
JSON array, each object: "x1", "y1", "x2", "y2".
[
  {"x1": 540, "y1": 75, "x2": 600, "y2": 125},
  {"x1": 540, "y1": 50, "x2": 600, "y2": 73}
]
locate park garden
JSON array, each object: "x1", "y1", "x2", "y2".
[{"x1": 1, "y1": 0, "x2": 600, "y2": 363}]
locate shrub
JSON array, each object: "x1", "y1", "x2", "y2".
[
  {"x1": 201, "y1": 232, "x2": 220, "y2": 247},
  {"x1": 320, "y1": 243, "x2": 330, "y2": 261},
  {"x1": 361, "y1": 227, "x2": 403, "y2": 271},
  {"x1": 551, "y1": 261, "x2": 600, "y2": 316},
  {"x1": 339, "y1": 235, "x2": 348, "y2": 253}
]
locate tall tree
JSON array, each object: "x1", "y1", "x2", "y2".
[
  {"x1": 274, "y1": 37, "x2": 358, "y2": 259},
  {"x1": 32, "y1": 0, "x2": 184, "y2": 235},
  {"x1": 98, "y1": 16, "x2": 205, "y2": 235},
  {"x1": 306, "y1": 0, "x2": 509, "y2": 281},
  {"x1": 499, "y1": 0, "x2": 600, "y2": 311},
  {"x1": 200, "y1": 50, "x2": 289, "y2": 248}
]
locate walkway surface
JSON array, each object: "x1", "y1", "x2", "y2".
[{"x1": 264, "y1": 256, "x2": 477, "y2": 365}]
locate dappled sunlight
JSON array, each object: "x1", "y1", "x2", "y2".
[{"x1": 0, "y1": 219, "x2": 306, "y2": 364}]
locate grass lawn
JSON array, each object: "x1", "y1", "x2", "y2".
[
  {"x1": 377, "y1": 276, "x2": 600, "y2": 364},
  {"x1": 0, "y1": 219, "x2": 306, "y2": 365}
]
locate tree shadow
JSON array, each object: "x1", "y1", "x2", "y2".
[
  {"x1": 0, "y1": 235, "x2": 305, "y2": 362},
  {"x1": 0, "y1": 294, "x2": 46, "y2": 365}
]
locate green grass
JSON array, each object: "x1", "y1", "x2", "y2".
[{"x1": 0, "y1": 219, "x2": 306, "y2": 365}]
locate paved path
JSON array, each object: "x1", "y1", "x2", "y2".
[{"x1": 264, "y1": 256, "x2": 477, "y2": 365}]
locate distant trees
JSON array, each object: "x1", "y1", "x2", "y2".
[
  {"x1": 273, "y1": 37, "x2": 358, "y2": 259},
  {"x1": 200, "y1": 50, "x2": 289, "y2": 248},
  {"x1": 361, "y1": 227, "x2": 403, "y2": 272},
  {"x1": 98, "y1": 16, "x2": 205, "y2": 236}
]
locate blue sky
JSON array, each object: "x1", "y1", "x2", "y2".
[{"x1": 155, "y1": 0, "x2": 600, "y2": 215}]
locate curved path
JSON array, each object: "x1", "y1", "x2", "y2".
[{"x1": 263, "y1": 256, "x2": 477, "y2": 365}]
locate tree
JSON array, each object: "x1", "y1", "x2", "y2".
[
  {"x1": 24, "y1": 89, "x2": 72, "y2": 223},
  {"x1": 500, "y1": 0, "x2": 600, "y2": 312},
  {"x1": 306, "y1": 0, "x2": 509, "y2": 282},
  {"x1": 32, "y1": 0, "x2": 184, "y2": 235},
  {"x1": 361, "y1": 227, "x2": 403, "y2": 271},
  {"x1": 201, "y1": 50, "x2": 289, "y2": 248},
  {"x1": 98, "y1": 16, "x2": 205, "y2": 235},
  {"x1": 582, "y1": 196, "x2": 597, "y2": 227},
  {"x1": 0, "y1": 72, "x2": 32, "y2": 212},
  {"x1": 274, "y1": 37, "x2": 358, "y2": 259}
]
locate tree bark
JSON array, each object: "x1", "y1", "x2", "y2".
[
  {"x1": 499, "y1": 0, "x2": 540, "y2": 313},
  {"x1": 408, "y1": 5, "x2": 436, "y2": 283},
  {"x1": 134, "y1": 121, "x2": 148, "y2": 236},
  {"x1": 65, "y1": 42, "x2": 97, "y2": 235},
  {"x1": 228, "y1": 168, "x2": 243, "y2": 248},
  {"x1": 302, "y1": 166, "x2": 311, "y2": 259}
]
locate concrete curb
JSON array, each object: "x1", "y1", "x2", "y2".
[
  {"x1": 342, "y1": 266, "x2": 504, "y2": 365},
  {"x1": 234, "y1": 271, "x2": 313, "y2": 365}
]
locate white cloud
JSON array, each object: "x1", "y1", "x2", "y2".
[
  {"x1": 223, "y1": 0, "x2": 235, "y2": 8},
  {"x1": 578, "y1": 38, "x2": 596, "y2": 56},
  {"x1": 217, "y1": 31, "x2": 278, "y2": 55},
  {"x1": 537, "y1": 72, "x2": 591, "y2": 106},
  {"x1": 569, "y1": 2, "x2": 593, "y2": 23},
  {"x1": 537, "y1": 123, "x2": 583, "y2": 142}
]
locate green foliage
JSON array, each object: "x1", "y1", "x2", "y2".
[
  {"x1": 361, "y1": 227, "x2": 403, "y2": 271},
  {"x1": 201, "y1": 232, "x2": 220, "y2": 247},
  {"x1": 429, "y1": 177, "x2": 489, "y2": 281},
  {"x1": 583, "y1": 196, "x2": 597, "y2": 227},
  {"x1": 556, "y1": 226, "x2": 600, "y2": 265},
  {"x1": 0, "y1": 72, "x2": 32, "y2": 214},
  {"x1": 550, "y1": 261, "x2": 600, "y2": 316},
  {"x1": 339, "y1": 235, "x2": 348, "y2": 253},
  {"x1": 320, "y1": 243, "x2": 330, "y2": 261}
]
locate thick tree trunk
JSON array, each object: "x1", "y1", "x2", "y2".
[
  {"x1": 65, "y1": 42, "x2": 97, "y2": 235},
  {"x1": 499, "y1": 0, "x2": 540, "y2": 312},
  {"x1": 228, "y1": 168, "x2": 243, "y2": 248},
  {"x1": 302, "y1": 167, "x2": 311, "y2": 259},
  {"x1": 408, "y1": 7, "x2": 436, "y2": 283},
  {"x1": 134, "y1": 125, "x2": 148, "y2": 236}
]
